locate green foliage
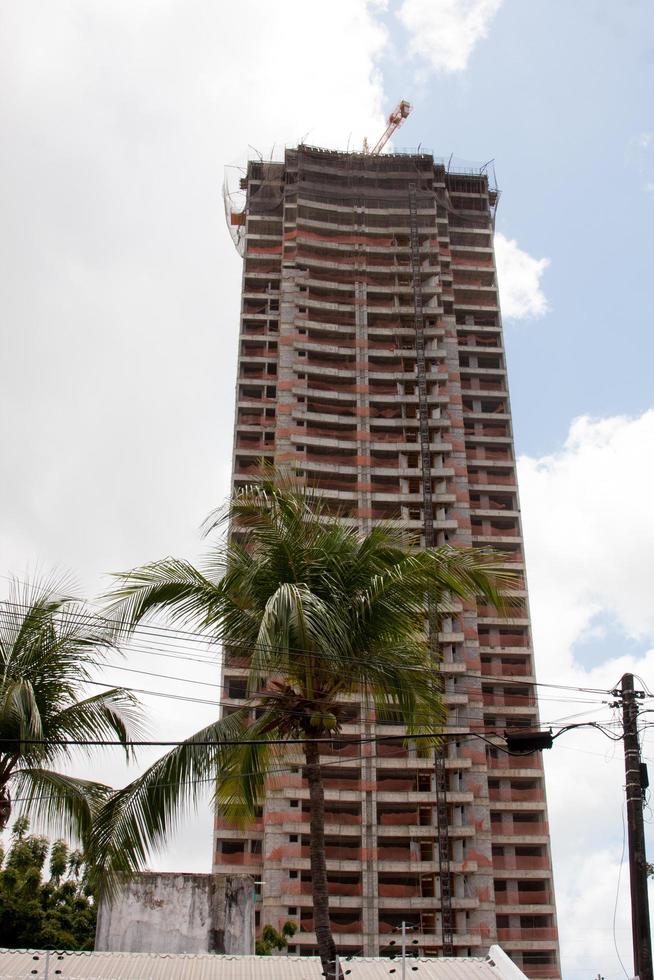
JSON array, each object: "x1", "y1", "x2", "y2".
[
  {"x1": 255, "y1": 920, "x2": 298, "y2": 955},
  {"x1": 0, "y1": 818, "x2": 96, "y2": 950},
  {"x1": 49, "y1": 840, "x2": 69, "y2": 882},
  {"x1": 91, "y1": 471, "x2": 514, "y2": 881},
  {"x1": 0, "y1": 575, "x2": 146, "y2": 842},
  {"x1": 88, "y1": 472, "x2": 513, "y2": 968}
]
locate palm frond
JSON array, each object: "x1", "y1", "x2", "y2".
[
  {"x1": 41, "y1": 600, "x2": 116, "y2": 670},
  {"x1": 103, "y1": 559, "x2": 224, "y2": 637},
  {"x1": 0, "y1": 576, "x2": 71, "y2": 668},
  {"x1": 0, "y1": 680, "x2": 43, "y2": 740},
  {"x1": 53, "y1": 689, "x2": 146, "y2": 760},
  {"x1": 354, "y1": 546, "x2": 515, "y2": 632},
  {"x1": 214, "y1": 708, "x2": 290, "y2": 824},
  {"x1": 250, "y1": 583, "x2": 349, "y2": 687},
  {"x1": 89, "y1": 710, "x2": 250, "y2": 883},
  {"x1": 202, "y1": 464, "x2": 307, "y2": 537},
  {"x1": 10, "y1": 767, "x2": 113, "y2": 845},
  {"x1": 94, "y1": 470, "x2": 516, "y2": 895},
  {"x1": 366, "y1": 648, "x2": 447, "y2": 740},
  {"x1": 421, "y1": 546, "x2": 518, "y2": 612},
  {"x1": 0, "y1": 574, "x2": 151, "y2": 842}
]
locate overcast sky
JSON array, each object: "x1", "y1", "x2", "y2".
[{"x1": 1, "y1": 3, "x2": 653, "y2": 978}]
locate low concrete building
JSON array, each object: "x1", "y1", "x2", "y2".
[
  {"x1": 0, "y1": 947, "x2": 529, "y2": 980},
  {"x1": 95, "y1": 872, "x2": 255, "y2": 954}
]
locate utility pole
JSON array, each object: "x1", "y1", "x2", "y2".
[
  {"x1": 620, "y1": 673, "x2": 652, "y2": 980},
  {"x1": 503, "y1": 678, "x2": 653, "y2": 977}
]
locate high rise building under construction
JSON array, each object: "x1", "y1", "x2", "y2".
[{"x1": 216, "y1": 141, "x2": 560, "y2": 980}]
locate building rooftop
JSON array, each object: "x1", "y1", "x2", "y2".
[{"x1": 0, "y1": 948, "x2": 528, "y2": 980}]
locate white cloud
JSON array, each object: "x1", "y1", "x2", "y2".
[
  {"x1": 518, "y1": 410, "x2": 654, "y2": 979},
  {"x1": 0, "y1": 0, "x2": 386, "y2": 869},
  {"x1": 520, "y1": 411, "x2": 654, "y2": 652},
  {"x1": 0, "y1": 0, "x2": 387, "y2": 592},
  {"x1": 396, "y1": 0, "x2": 502, "y2": 73},
  {"x1": 494, "y1": 231, "x2": 550, "y2": 319}
]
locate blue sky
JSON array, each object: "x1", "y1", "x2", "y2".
[
  {"x1": 0, "y1": 2, "x2": 653, "y2": 978},
  {"x1": 379, "y1": 0, "x2": 654, "y2": 454}
]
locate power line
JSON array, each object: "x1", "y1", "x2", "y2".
[
  {"x1": 0, "y1": 599, "x2": 221, "y2": 651},
  {"x1": 3, "y1": 728, "x2": 506, "y2": 807},
  {"x1": 81, "y1": 644, "x2": 609, "y2": 707},
  {"x1": 84, "y1": 661, "x2": 609, "y2": 711},
  {"x1": 0, "y1": 607, "x2": 614, "y2": 718},
  {"x1": 0, "y1": 602, "x2": 616, "y2": 698},
  {"x1": 0, "y1": 598, "x2": 576, "y2": 696},
  {"x1": 74, "y1": 677, "x2": 231, "y2": 708},
  {"x1": 51, "y1": 674, "x2": 612, "y2": 728},
  {"x1": 0, "y1": 611, "x2": 614, "y2": 721},
  {"x1": 3, "y1": 722, "x2": 628, "y2": 814},
  {"x1": 0, "y1": 719, "x2": 627, "y2": 752},
  {"x1": 0, "y1": 732, "x2": 486, "y2": 749}
]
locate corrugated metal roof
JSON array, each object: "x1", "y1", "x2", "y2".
[{"x1": 0, "y1": 949, "x2": 526, "y2": 980}]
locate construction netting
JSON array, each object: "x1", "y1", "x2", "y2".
[{"x1": 224, "y1": 147, "x2": 500, "y2": 255}]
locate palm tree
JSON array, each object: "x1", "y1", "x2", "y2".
[
  {"x1": 93, "y1": 474, "x2": 515, "y2": 974},
  {"x1": 0, "y1": 577, "x2": 144, "y2": 842}
]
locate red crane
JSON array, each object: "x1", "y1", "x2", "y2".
[{"x1": 366, "y1": 99, "x2": 412, "y2": 155}]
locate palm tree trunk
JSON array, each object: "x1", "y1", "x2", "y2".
[{"x1": 304, "y1": 737, "x2": 339, "y2": 980}]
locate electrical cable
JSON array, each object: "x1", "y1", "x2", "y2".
[
  {"x1": 0, "y1": 720, "x2": 628, "y2": 837},
  {"x1": 613, "y1": 803, "x2": 630, "y2": 979},
  {"x1": 0, "y1": 611, "x2": 616, "y2": 724},
  {"x1": 15, "y1": 672, "x2": 610, "y2": 729},
  {"x1": 0, "y1": 596, "x2": 557, "y2": 688},
  {"x1": 0, "y1": 719, "x2": 626, "y2": 753},
  {"x1": 2, "y1": 722, "x2": 624, "y2": 811},
  {"x1": 0, "y1": 597, "x2": 222, "y2": 650},
  {"x1": 538, "y1": 706, "x2": 612, "y2": 726},
  {"x1": 0, "y1": 597, "x2": 609, "y2": 705},
  {"x1": 0, "y1": 615, "x2": 615, "y2": 736},
  {"x1": 80, "y1": 660, "x2": 609, "y2": 712},
  {"x1": 0, "y1": 603, "x2": 616, "y2": 698},
  {"x1": 560, "y1": 722, "x2": 623, "y2": 742},
  {"x1": 4, "y1": 729, "x2": 500, "y2": 807},
  {"x1": 553, "y1": 741, "x2": 625, "y2": 761},
  {"x1": 0, "y1": 732, "x2": 489, "y2": 749},
  {"x1": 633, "y1": 674, "x2": 653, "y2": 698}
]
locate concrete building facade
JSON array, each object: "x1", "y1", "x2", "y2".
[{"x1": 215, "y1": 146, "x2": 560, "y2": 980}]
